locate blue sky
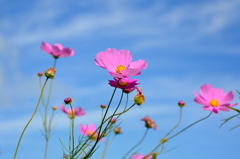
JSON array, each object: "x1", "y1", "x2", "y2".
[{"x1": 0, "y1": 0, "x2": 240, "y2": 158}]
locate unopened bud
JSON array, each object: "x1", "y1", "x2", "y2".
[
  {"x1": 100, "y1": 104, "x2": 106, "y2": 109},
  {"x1": 178, "y1": 100, "x2": 185, "y2": 107},
  {"x1": 52, "y1": 106, "x2": 57, "y2": 110},
  {"x1": 37, "y1": 72, "x2": 43, "y2": 77},
  {"x1": 44, "y1": 67, "x2": 56, "y2": 79},
  {"x1": 64, "y1": 97, "x2": 72, "y2": 104},
  {"x1": 134, "y1": 94, "x2": 145, "y2": 105},
  {"x1": 160, "y1": 138, "x2": 167, "y2": 144},
  {"x1": 110, "y1": 118, "x2": 116, "y2": 124},
  {"x1": 114, "y1": 127, "x2": 122, "y2": 134}
]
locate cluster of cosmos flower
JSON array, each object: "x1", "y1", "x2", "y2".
[{"x1": 40, "y1": 42, "x2": 238, "y2": 159}]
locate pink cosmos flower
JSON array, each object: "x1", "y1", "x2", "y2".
[
  {"x1": 194, "y1": 84, "x2": 238, "y2": 114},
  {"x1": 141, "y1": 116, "x2": 157, "y2": 130},
  {"x1": 130, "y1": 154, "x2": 152, "y2": 159},
  {"x1": 94, "y1": 48, "x2": 147, "y2": 78},
  {"x1": 40, "y1": 42, "x2": 74, "y2": 58},
  {"x1": 79, "y1": 124, "x2": 103, "y2": 141},
  {"x1": 108, "y1": 77, "x2": 139, "y2": 92},
  {"x1": 59, "y1": 105, "x2": 86, "y2": 119}
]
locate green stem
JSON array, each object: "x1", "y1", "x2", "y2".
[
  {"x1": 13, "y1": 78, "x2": 49, "y2": 159},
  {"x1": 123, "y1": 128, "x2": 149, "y2": 159},
  {"x1": 101, "y1": 135, "x2": 116, "y2": 159},
  {"x1": 101, "y1": 91, "x2": 124, "y2": 137},
  {"x1": 145, "y1": 112, "x2": 212, "y2": 158},
  {"x1": 83, "y1": 86, "x2": 119, "y2": 159},
  {"x1": 69, "y1": 104, "x2": 75, "y2": 158},
  {"x1": 164, "y1": 107, "x2": 183, "y2": 138},
  {"x1": 123, "y1": 93, "x2": 129, "y2": 111},
  {"x1": 74, "y1": 103, "x2": 136, "y2": 157},
  {"x1": 167, "y1": 112, "x2": 212, "y2": 141}
]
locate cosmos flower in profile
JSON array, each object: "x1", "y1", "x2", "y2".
[
  {"x1": 141, "y1": 115, "x2": 157, "y2": 130},
  {"x1": 94, "y1": 48, "x2": 147, "y2": 78},
  {"x1": 194, "y1": 84, "x2": 238, "y2": 114},
  {"x1": 108, "y1": 77, "x2": 139, "y2": 93},
  {"x1": 40, "y1": 42, "x2": 74, "y2": 58},
  {"x1": 79, "y1": 124, "x2": 103, "y2": 141},
  {"x1": 59, "y1": 105, "x2": 86, "y2": 119}
]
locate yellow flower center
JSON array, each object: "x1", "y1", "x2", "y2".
[
  {"x1": 116, "y1": 65, "x2": 126, "y2": 74},
  {"x1": 68, "y1": 110, "x2": 75, "y2": 119},
  {"x1": 86, "y1": 130, "x2": 93, "y2": 136},
  {"x1": 86, "y1": 130, "x2": 97, "y2": 140},
  {"x1": 119, "y1": 81, "x2": 128, "y2": 87},
  {"x1": 210, "y1": 99, "x2": 219, "y2": 107}
]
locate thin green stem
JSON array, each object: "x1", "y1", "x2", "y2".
[
  {"x1": 164, "y1": 107, "x2": 183, "y2": 138},
  {"x1": 74, "y1": 103, "x2": 136, "y2": 157},
  {"x1": 101, "y1": 135, "x2": 116, "y2": 159},
  {"x1": 101, "y1": 91, "x2": 124, "y2": 137},
  {"x1": 69, "y1": 103, "x2": 75, "y2": 158},
  {"x1": 13, "y1": 78, "x2": 49, "y2": 159},
  {"x1": 83, "y1": 86, "x2": 119, "y2": 159},
  {"x1": 123, "y1": 93, "x2": 129, "y2": 111},
  {"x1": 167, "y1": 112, "x2": 212, "y2": 141},
  {"x1": 145, "y1": 112, "x2": 212, "y2": 158},
  {"x1": 123, "y1": 128, "x2": 149, "y2": 159},
  {"x1": 44, "y1": 139, "x2": 49, "y2": 159}
]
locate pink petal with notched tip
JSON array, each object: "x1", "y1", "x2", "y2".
[
  {"x1": 213, "y1": 88, "x2": 225, "y2": 99},
  {"x1": 74, "y1": 107, "x2": 86, "y2": 116},
  {"x1": 202, "y1": 106, "x2": 218, "y2": 114},
  {"x1": 199, "y1": 84, "x2": 214, "y2": 101},
  {"x1": 218, "y1": 106, "x2": 230, "y2": 111},
  {"x1": 194, "y1": 92, "x2": 209, "y2": 105},
  {"x1": 40, "y1": 42, "x2": 53, "y2": 54},
  {"x1": 62, "y1": 48, "x2": 74, "y2": 57},
  {"x1": 95, "y1": 51, "x2": 117, "y2": 72},
  {"x1": 129, "y1": 60, "x2": 147, "y2": 70},
  {"x1": 59, "y1": 105, "x2": 70, "y2": 114},
  {"x1": 52, "y1": 44, "x2": 63, "y2": 55},
  {"x1": 219, "y1": 91, "x2": 234, "y2": 104},
  {"x1": 121, "y1": 68, "x2": 142, "y2": 77}
]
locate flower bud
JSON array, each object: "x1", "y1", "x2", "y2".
[
  {"x1": 100, "y1": 104, "x2": 106, "y2": 109},
  {"x1": 160, "y1": 138, "x2": 167, "y2": 144},
  {"x1": 178, "y1": 100, "x2": 185, "y2": 107},
  {"x1": 110, "y1": 118, "x2": 116, "y2": 124},
  {"x1": 37, "y1": 72, "x2": 43, "y2": 77},
  {"x1": 141, "y1": 116, "x2": 157, "y2": 130},
  {"x1": 114, "y1": 127, "x2": 122, "y2": 134},
  {"x1": 134, "y1": 94, "x2": 145, "y2": 105},
  {"x1": 64, "y1": 97, "x2": 72, "y2": 104},
  {"x1": 52, "y1": 106, "x2": 57, "y2": 110},
  {"x1": 44, "y1": 67, "x2": 56, "y2": 79}
]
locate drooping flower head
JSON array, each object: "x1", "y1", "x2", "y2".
[
  {"x1": 40, "y1": 42, "x2": 74, "y2": 58},
  {"x1": 130, "y1": 154, "x2": 152, "y2": 159},
  {"x1": 108, "y1": 77, "x2": 139, "y2": 93},
  {"x1": 59, "y1": 105, "x2": 86, "y2": 119},
  {"x1": 134, "y1": 87, "x2": 145, "y2": 105},
  {"x1": 141, "y1": 116, "x2": 157, "y2": 130},
  {"x1": 79, "y1": 124, "x2": 103, "y2": 141},
  {"x1": 114, "y1": 127, "x2": 122, "y2": 134},
  {"x1": 194, "y1": 84, "x2": 238, "y2": 114},
  {"x1": 94, "y1": 48, "x2": 147, "y2": 78}
]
